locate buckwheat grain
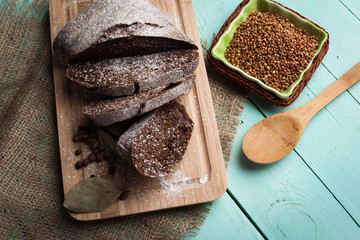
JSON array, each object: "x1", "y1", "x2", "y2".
[{"x1": 225, "y1": 12, "x2": 318, "y2": 92}]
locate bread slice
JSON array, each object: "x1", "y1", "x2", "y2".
[
  {"x1": 53, "y1": 0, "x2": 198, "y2": 66},
  {"x1": 66, "y1": 49, "x2": 199, "y2": 96},
  {"x1": 116, "y1": 101, "x2": 193, "y2": 177},
  {"x1": 84, "y1": 76, "x2": 194, "y2": 126}
]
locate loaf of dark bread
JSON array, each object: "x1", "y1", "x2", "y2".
[
  {"x1": 66, "y1": 49, "x2": 199, "y2": 96},
  {"x1": 116, "y1": 101, "x2": 193, "y2": 177},
  {"x1": 84, "y1": 76, "x2": 194, "y2": 126},
  {"x1": 53, "y1": 0, "x2": 198, "y2": 66}
]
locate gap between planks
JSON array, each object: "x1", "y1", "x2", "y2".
[
  {"x1": 337, "y1": 0, "x2": 360, "y2": 21},
  {"x1": 226, "y1": 189, "x2": 269, "y2": 240}
]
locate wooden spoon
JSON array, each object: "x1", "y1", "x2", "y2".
[{"x1": 242, "y1": 62, "x2": 360, "y2": 164}]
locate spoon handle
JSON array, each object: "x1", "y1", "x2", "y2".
[{"x1": 297, "y1": 62, "x2": 360, "y2": 122}]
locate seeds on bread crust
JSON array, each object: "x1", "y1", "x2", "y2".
[
  {"x1": 84, "y1": 76, "x2": 195, "y2": 126},
  {"x1": 66, "y1": 49, "x2": 199, "y2": 96},
  {"x1": 117, "y1": 101, "x2": 193, "y2": 177},
  {"x1": 53, "y1": 0, "x2": 197, "y2": 66}
]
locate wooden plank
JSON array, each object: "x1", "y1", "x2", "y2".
[
  {"x1": 248, "y1": 0, "x2": 360, "y2": 225},
  {"x1": 252, "y1": 62, "x2": 360, "y2": 223},
  {"x1": 193, "y1": 0, "x2": 360, "y2": 237},
  {"x1": 338, "y1": 0, "x2": 360, "y2": 20},
  {"x1": 194, "y1": 193, "x2": 264, "y2": 240},
  {"x1": 49, "y1": 0, "x2": 227, "y2": 220},
  {"x1": 227, "y1": 100, "x2": 360, "y2": 239},
  {"x1": 192, "y1": 1, "x2": 265, "y2": 238}
]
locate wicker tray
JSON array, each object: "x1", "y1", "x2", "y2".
[{"x1": 207, "y1": 0, "x2": 330, "y2": 107}]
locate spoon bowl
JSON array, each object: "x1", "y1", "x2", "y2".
[
  {"x1": 243, "y1": 113, "x2": 303, "y2": 164},
  {"x1": 242, "y1": 62, "x2": 360, "y2": 164}
]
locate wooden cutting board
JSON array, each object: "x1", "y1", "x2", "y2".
[{"x1": 49, "y1": 0, "x2": 227, "y2": 221}]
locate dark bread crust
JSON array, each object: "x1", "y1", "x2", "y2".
[
  {"x1": 84, "y1": 76, "x2": 195, "y2": 126},
  {"x1": 53, "y1": 0, "x2": 198, "y2": 66},
  {"x1": 116, "y1": 112, "x2": 154, "y2": 165},
  {"x1": 116, "y1": 101, "x2": 193, "y2": 177},
  {"x1": 66, "y1": 49, "x2": 199, "y2": 96}
]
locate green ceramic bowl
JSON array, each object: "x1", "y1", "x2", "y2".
[{"x1": 211, "y1": 0, "x2": 328, "y2": 99}]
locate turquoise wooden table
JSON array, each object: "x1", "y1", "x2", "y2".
[{"x1": 192, "y1": 0, "x2": 360, "y2": 239}]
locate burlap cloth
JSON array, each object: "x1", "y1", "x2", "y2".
[{"x1": 0, "y1": 0, "x2": 247, "y2": 239}]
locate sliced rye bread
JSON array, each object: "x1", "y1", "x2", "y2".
[
  {"x1": 53, "y1": 0, "x2": 198, "y2": 66},
  {"x1": 116, "y1": 101, "x2": 193, "y2": 177},
  {"x1": 84, "y1": 76, "x2": 194, "y2": 126},
  {"x1": 66, "y1": 49, "x2": 199, "y2": 96}
]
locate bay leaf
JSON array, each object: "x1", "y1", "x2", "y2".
[
  {"x1": 63, "y1": 177, "x2": 122, "y2": 213},
  {"x1": 97, "y1": 129, "x2": 123, "y2": 161}
]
